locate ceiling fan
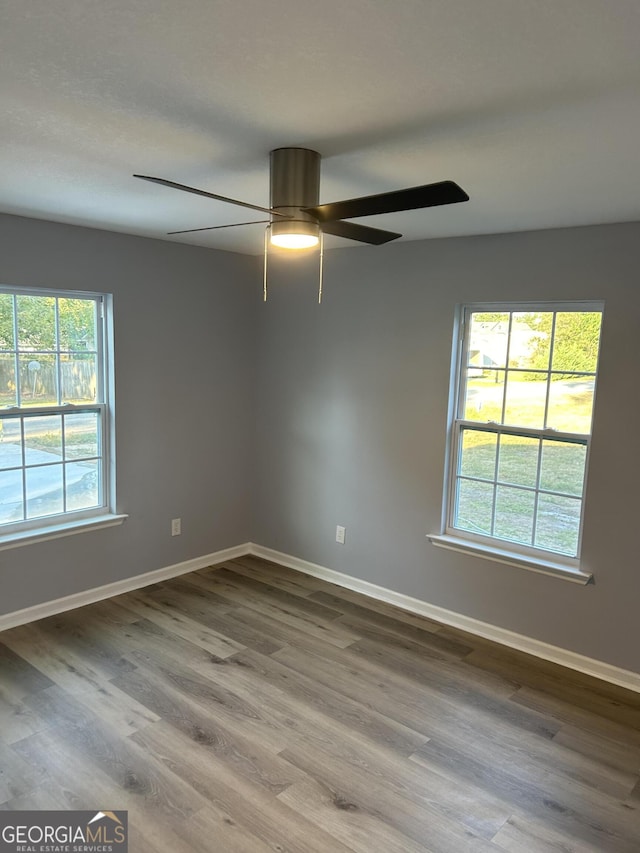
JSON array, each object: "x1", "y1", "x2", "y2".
[
  {"x1": 134, "y1": 147, "x2": 469, "y2": 249},
  {"x1": 134, "y1": 148, "x2": 469, "y2": 300}
]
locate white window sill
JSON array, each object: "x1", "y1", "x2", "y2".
[
  {"x1": 0, "y1": 513, "x2": 128, "y2": 552},
  {"x1": 426, "y1": 533, "x2": 593, "y2": 585}
]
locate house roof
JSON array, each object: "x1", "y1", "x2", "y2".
[{"x1": 2, "y1": 1, "x2": 640, "y2": 255}]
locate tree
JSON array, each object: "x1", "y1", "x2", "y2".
[
  {"x1": 523, "y1": 312, "x2": 601, "y2": 376},
  {"x1": 550, "y1": 312, "x2": 601, "y2": 374},
  {"x1": 0, "y1": 295, "x2": 95, "y2": 351}
]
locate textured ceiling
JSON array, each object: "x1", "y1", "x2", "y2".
[{"x1": 2, "y1": 0, "x2": 640, "y2": 254}]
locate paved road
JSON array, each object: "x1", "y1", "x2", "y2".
[{"x1": 0, "y1": 442, "x2": 96, "y2": 521}]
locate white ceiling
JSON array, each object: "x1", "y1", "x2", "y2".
[{"x1": 2, "y1": 0, "x2": 640, "y2": 255}]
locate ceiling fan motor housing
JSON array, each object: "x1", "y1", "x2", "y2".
[{"x1": 270, "y1": 148, "x2": 320, "y2": 227}]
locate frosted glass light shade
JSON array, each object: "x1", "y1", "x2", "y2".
[{"x1": 270, "y1": 220, "x2": 320, "y2": 249}]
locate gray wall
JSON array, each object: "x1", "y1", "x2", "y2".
[
  {"x1": 0, "y1": 214, "x2": 257, "y2": 615},
  {"x1": 2, "y1": 213, "x2": 638, "y2": 676},
  {"x1": 253, "y1": 223, "x2": 640, "y2": 674}
]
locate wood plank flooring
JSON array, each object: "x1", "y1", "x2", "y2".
[{"x1": 1, "y1": 555, "x2": 639, "y2": 852}]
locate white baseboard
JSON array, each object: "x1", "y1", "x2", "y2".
[
  {"x1": 248, "y1": 543, "x2": 640, "y2": 694},
  {"x1": 0, "y1": 542, "x2": 251, "y2": 632},
  {"x1": 3, "y1": 539, "x2": 638, "y2": 694}
]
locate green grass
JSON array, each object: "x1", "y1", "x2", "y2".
[
  {"x1": 465, "y1": 376, "x2": 595, "y2": 434},
  {"x1": 456, "y1": 476, "x2": 580, "y2": 555},
  {"x1": 0, "y1": 424, "x2": 97, "y2": 461},
  {"x1": 456, "y1": 376, "x2": 591, "y2": 555},
  {"x1": 461, "y1": 433, "x2": 586, "y2": 495}
]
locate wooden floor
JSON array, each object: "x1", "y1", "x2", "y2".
[{"x1": 1, "y1": 556, "x2": 639, "y2": 852}]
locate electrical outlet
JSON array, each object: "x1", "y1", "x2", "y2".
[
  {"x1": 171, "y1": 518, "x2": 181, "y2": 536},
  {"x1": 336, "y1": 525, "x2": 346, "y2": 544}
]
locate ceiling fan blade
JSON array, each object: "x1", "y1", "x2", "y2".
[
  {"x1": 321, "y1": 220, "x2": 401, "y2": 245},
  {"x1": 306, "y1": 180, "x2": 469, "y2": 222},
  {"x1": 167, "y1": 220, "x2": 269, "y2": 235},
  {"x1": 134, "y1": 174, "x2": 289, "y2": 217}
]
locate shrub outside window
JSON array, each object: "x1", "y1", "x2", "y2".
[
  {"x1": 446, "y1": 303, "x2": 603, "y2": 564},
  {"x1": 0, "y1": 288, "x2": 111, "y2": 535}
]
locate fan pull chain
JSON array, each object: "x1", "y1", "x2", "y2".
[
  {"x1": 263, "y1": 225, "x2": 269, "y2": 301},
  {"x1": 318, "y1": 230, "x2": 324, "y2": 304}
]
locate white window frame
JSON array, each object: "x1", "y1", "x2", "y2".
[
  {"x1": 0, "y1": 286, "x2": 125, "y2": 550},
  {"x1": 428, "y1": 301, "x2": 603, "y2": 584}
]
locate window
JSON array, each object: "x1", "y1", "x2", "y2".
[
  {"x1": 437, "y1": 303, "x2": 603, "y2": 577},
  {"x1": 0, "y1": 287, "x2": 118, "y2": 546}
]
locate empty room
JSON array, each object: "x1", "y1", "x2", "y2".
[{"x1": 1, "y1": 2, "x2": 639, "y2": 851}]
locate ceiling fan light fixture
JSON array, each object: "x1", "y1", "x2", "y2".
[{"x1": 270, "y1": 219, "x2": 320, "y2": 249}]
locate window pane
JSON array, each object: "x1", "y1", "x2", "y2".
[
  {"x1": 535, "y1": 494, "x2": 581, "y2": 556},
  {"x1": 0, "y1": 468, "x2": 24, "y2": 523},
  {"x1": 24, "y1": 416, "x2": 62, "y2": 465},
  {"x1": 58, "y1": 298, "x2": 97, "y2": 351},
  {"x1": 497, "y1": 434, "x2": 539, "y2": 488},
  {"x1": 64, "y1": 411, "x2": 99, "y2": 459},
  {"x1": 0, "y1": 294, "x2": 15, "y2": 349},
  {"x1": 494, "y1": 485, "x2": 535, "y2": 545},
  {"x1": 19, "y1": 354, "x2": 58, "y2": 406},
  {"x1": 61, "y1": 354, "x2": 97, "y2": 403},
  {"x1": 547, "y1": 376, "x2": 595, "y2": 434},
  {"x1": 0, "y1": 418, "x2": 22, "y2": 470},
  {"x1": 460, "y1": 430, "x2": 497, "y2": 480},
  {"x1": 66, "y1": 459, "x2": 99, "y2": 510},
  {"x1": 551, "y1": 312, "x2": 602, "y2": 374},
  {"x1": 511, "y1": 312, "x2": 552, "y2": 370},
  {"x1": 503, "y1": 372, "x2": 547, "y2": 428},
  {"x1": 25, "y1": 464, "x2": 63, "y2": 518},
  {"x1": 455, "y1": 479, "x2": 494, "y2": 535},
  {"x1": 464, "y1": 369, "x2": 505, "y2": 422},
  {"x1": 540, "y1": 440, "x2": 586, "y2": 496},
  {"x1": 468, "y1": 313, "x2": 509, "y2": 369},
  {"x1": 0, "y1": 354, "x2": 17, "y2": 406},
  {"x1": 16, "y1": 295, "x2": 55, "y2": 350}
]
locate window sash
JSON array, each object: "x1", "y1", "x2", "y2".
[
  {"x1": 0, "y1": 290, "x2": 104, "y2": 408},
  {"x1": 453, "y1": 419, "x2": 588, "y2": 443},
  {"x1": 0, "y1": 405, "x2": 107, "y2": 530},
  {"x1": 447, "y1": 423, "x2": 589, "y2": 556}
]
